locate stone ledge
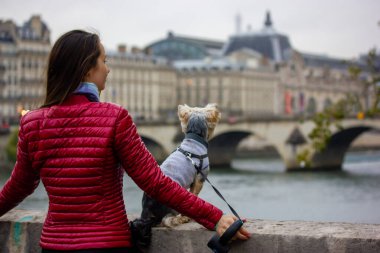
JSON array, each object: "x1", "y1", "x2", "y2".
[{"x1": 1, "y1": 210, "x2": 380, "y2": 253}]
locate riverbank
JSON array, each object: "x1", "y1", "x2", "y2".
[{"x1": 1, "y1": 210, "x2": 379, "y2": 253}]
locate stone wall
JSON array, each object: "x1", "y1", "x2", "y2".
[{"x1": 1, "y1": 210, "x2": 380, "y2": 253}]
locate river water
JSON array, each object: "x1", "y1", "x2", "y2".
[{"x1": 1, "y1": 150, "x2": 380, "y2": 224}]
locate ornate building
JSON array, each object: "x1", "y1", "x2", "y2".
[
  {"x1": 0, "y1": 15, "x2": 50, "y2": 123},
  {"x1": 222, "y1": 11, "x2": 364, "y2": 117},
  {"x1": 223, "y1": 11, "x2": 292, "y2": 63},
  {"x1": 0, "y1": 13, "x2": 366, "y2": 124},
  {"x1": 0, "y1": 16, "x2": 50, "y2": 121},
  {"x1": 147, "y1": 11, "x2": 365, "y2": 119},
  {"x1": 280, "y1": 50, "x2": 362, "y2": 116},
  {"x1": 174, "y1": 50, "x2": 280, "y2": 119},
  {"x1": 102, "y1": 45, "x2": 177, "y2": 121},
  {"x1": 0, "y1": 16, "x2": 178, "y2": 124}
]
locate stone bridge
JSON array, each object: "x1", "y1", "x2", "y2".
[{"x1": 136, "y1": 118, "x2": 380, "y2": 171}]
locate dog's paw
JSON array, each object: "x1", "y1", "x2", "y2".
[
  {"x1": 177, "y1": 215, "x2": 191, "y2": 224},
  {"x1": 162, "y1": 214, "x2": 191, "y2": 227},
  {"x1": 162, "y1": 214, "x2": 176, "y2": 228},
  {"x1": 162, "y1": 216, "x2": 175, "y2": 227}
]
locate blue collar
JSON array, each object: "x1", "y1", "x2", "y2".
[{"x1": 73, "y1": 82, "x2": 100, "y2": 102}]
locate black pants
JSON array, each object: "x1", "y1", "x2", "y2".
[{"x1": 41, "y1": 247, "x2": 132, "y2": 253}]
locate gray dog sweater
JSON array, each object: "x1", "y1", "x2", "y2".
[{"x1": 160, "y1": 134, "x2": 209, "y2": 189}]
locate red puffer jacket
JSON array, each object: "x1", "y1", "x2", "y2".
[{"x1": 0, "y1": 95, "x2": 223, "y2": 251}]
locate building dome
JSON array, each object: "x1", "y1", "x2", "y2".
[
  {"x1": 144, "y1": 32, "x2": 224, "y2": 61},
  {"x1": 223, "y1": 11, "x2": 292, "y2": 63}
]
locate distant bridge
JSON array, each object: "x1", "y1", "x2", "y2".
[{"x1": 136, "y1": 119, "x2": 380, "y2": 171}]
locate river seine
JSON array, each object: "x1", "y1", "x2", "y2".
[{"x1": 1, "y1": 150, "x2": 380, "y2": 224}]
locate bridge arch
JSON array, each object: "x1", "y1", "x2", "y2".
[
  {"x1": 311, "y1": 126, "x2": 375, "y2": 170},
  {"x1": 209, "y1": 130, "x2": 252, "y2": 167},
  {"x1": 136, "y1": 119, "x2": 380, "y2": 170},
  {"x1": 140, "y1": 136, "x2": 169, "y2": 163}
]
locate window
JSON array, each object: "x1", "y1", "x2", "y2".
[
  {"x1": 323, "y1": 98, "x2": 332, "y2": 110},
  {"x1": 307, "y1": 97, "x2": 317, "y2": 115}
]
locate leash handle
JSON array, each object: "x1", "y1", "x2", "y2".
[{"x1": 185, "y1": 155, "x2": 242, "y2": 220}]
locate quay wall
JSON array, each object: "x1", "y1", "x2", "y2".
[{"x1": 1, "y1": 210, "x2": 380, "y2": 253}]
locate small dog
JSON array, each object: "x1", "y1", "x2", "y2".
[{"x1": 130, "y1": 103, "x2": 221, "y2": 248}]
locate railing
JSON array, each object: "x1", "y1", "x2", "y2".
[
  {"x1": 134, "y1": 114, "x2": 364, "y2": 126},
  {"x1": 1, "y1": 210, "x2": 379, "y2": 253}
]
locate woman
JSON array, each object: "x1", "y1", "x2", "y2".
[{"x1": 0, "y1": 30, "x2": 250, "y2": 252}]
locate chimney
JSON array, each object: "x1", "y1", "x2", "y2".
[
  {"x1": 247, "y1": 24, "x2": 252, "y2": 32},
  {"x1": 30, "y1": 15, "x2": 43, "y2": 38},
  {"x1": 235, "y1": 13, "x2": 242, "y2": 34},
  {"x1": 118, "y1": 44, "x2": 127, "y2": 53},
  {"x1": 145, "y1": 47, "x2": 153, "y2": 56},
  {"x1": 131, "y1": 46, "x2": 141, "y2": 54}
]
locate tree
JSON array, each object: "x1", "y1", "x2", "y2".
[
  {"x1": 308, "y1": 48, "x2": 380, "y2": 153},
  {"x1": 307, "y1": 97, "x2": 351, "y2": 152},
  {"x1": 348, "y1": 48, "x2": 380, "y2": 117},
  {"x1": 297, "y1": 48, "x2": 379, "y2": 168}
]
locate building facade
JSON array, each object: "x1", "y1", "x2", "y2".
[
  {"x1": 102, "y1": 46, "x2": 177, "y2": 121},
  {"x1": 0, "y1": 14, "x2": 367, "y2": 125},
  {"x1": 0, "y1": 15, "x2": 50, "y2": 123},
  {"x1": 174, "y1": 51, "x2": 280, "y2": 119},
  {"x1": 145, "y1": 31, "x2": 224, "y2": 61},
  {"x1": 0, "y1": 16, "x2": 179, "y2": 124},
  {"x1": 223, "y1": 11, "x2": 292, "y2": 63},
  {"x1": 280, "y1": 50, "x2": 363, "y2": 116},
  {"x1": 222, "y1": 11, "x2": 364, "y2": 117},
  {"x1": 141, "y1": 11, "x2": 365, "y2": 120}
]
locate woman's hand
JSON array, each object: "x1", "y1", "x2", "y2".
[{"x1": 216, "y1": 214, "x2": 250, "y2": 240}]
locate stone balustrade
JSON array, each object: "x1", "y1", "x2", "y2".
[{"x1": 1, "y1": 210, "x2": 380, "y2": 253}]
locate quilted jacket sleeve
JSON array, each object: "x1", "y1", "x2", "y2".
[
  {"x1": 114, "y1": 108, "x2": 223, "y2": 230},
  {"x1": 0, "y1": 121, "x2": 40, "y2": 216}
]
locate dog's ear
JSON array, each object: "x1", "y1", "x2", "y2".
[
  {"x1": 204, "y1": 104, "x2": 221, "y2": 140},
  {"x1": 178, "y1": 104, "x2": 192, "y2": 132},
  {"x1": 205, "y1": 103, "x2": 221, "y2": 124},
  {"x1": 178, "y1": 104, "x2": 191, "y2": 121}
]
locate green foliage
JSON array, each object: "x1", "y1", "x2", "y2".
[
  {"x1": 5, "y1": 128, "x2": 18, "y2": 163},
  {"x1": 308, "y1": 48, "x2": 379, "y2": 153},
  {"x1": 348, "y1": 47, "x2": 380, "y2": 116},
  {"x1": 296, "y1": 149, "x2": 311, "y2": 168},
  {"x1": 308, "y1": 97, "x2": 354, "y2": 152},
  {"x1": 308, "y1": 112, "x2": 332, "y2": 152},
  {"x1": 299, "y1": 93, "x2": 358, "y2": 165}
]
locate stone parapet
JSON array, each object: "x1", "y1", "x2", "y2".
[{"x1": 1, "y1": 210, "x2": 380, "y2": 253}]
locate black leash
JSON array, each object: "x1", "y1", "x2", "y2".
[
  {"x1": 177, "y1": 147, "x2": 242, "y2": 220},
  {"x1": 177, "y1": 147, "x2": 245, "y2": 253}
]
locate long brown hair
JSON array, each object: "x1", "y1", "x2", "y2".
[{"x1": 42, "y1": 30, "x2": 100, "y2": 107}]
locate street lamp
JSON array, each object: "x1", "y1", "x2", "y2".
[{"x1": 286, "y1": 127, "x2": 307, "y2": 167}]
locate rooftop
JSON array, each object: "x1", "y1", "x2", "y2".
[{"x1": 223, "y1": 11, "x2": 292, "y2": 63}]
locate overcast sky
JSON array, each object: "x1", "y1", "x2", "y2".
[{"x1": 1, "y1": 0, "x2": 379, "y2": 59}]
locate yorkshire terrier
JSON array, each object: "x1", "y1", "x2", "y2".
[{"x1": 130, "y1": 103, "x2": 221, "y2": 249}]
